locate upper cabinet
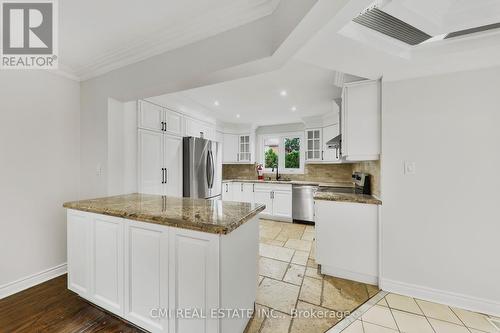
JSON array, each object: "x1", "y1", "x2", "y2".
[
  {"x1": 185, "y1": 117, "x2": 215, "y2": 141},
  {"x1": 238, "y1": 135, "x2": 251, "y2": 162},
  {"x1": 341, "y1": 79, "x2": 381, "y2": 161},
  {"x1": 138, "y1": 100, "x2": 183, "y2": 136},
  {"x1": 222, "y1": 132, "x2": 254, "y2": 164},
  {"x1": 305, "y1": 129, "x2": 322, "y2": 161}
]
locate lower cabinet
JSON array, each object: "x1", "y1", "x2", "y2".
[
  {"x1": 272, "y1": 189, "x2": 293, "y2": 219},
  {"x1": 124, "y1": 220, "x2": 169, "y2": 332},
  {"x1": 91, "y1": 214, "x2": 124, "y2": 315},
  {"x1": 222, "y1": 182, "x2": 233, "y2": 201},
  {"x1": 254, "y1": 183, "x2": 292, "y2": 222},
  {"x1": 254, "y1": 185, "x2": 273, "y2": 215},
  {"x1": 315, "y1": 200, "x2": 379, "y2": 284},
  {"x1": 67, "y1": 209, "x2": 257, "y2": 333}
]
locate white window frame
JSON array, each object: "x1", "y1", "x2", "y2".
[{"x1": 260, "y1": 132, "x2": 305, "y2": 174}]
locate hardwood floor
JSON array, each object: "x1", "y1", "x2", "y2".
[{"x1": 0, "y1": 275, "x2": 145, "y2": 333}]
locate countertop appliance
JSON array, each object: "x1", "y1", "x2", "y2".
[
  {"x1": 292, "y1": 185, "x2": 318, "y2": 223},
  {"x1": 183, "y1": 137, "x2": 222, "y2": 200},
  {"x1": 352, "y1": 172, "x2": 371, "y2": 194}
]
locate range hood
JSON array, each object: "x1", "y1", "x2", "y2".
[{"x1": 326, "y1": 134, "x2": 341, "y2": 149}]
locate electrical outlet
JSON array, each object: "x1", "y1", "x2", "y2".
[{"x1": 404, "y1": 161, "x2": 416, "y2": 175}]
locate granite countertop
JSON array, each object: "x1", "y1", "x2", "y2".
[
  {"x1": 313, "y1": 191, "x2": 382, "y2": 205},
  {"x1": 63, "y1": 193, "x2": 265, "y2": 235},
  {"x1": 223, "y1": 179, "x2": 354, "y2": 187}
]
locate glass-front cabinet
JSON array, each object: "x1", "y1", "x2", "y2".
[
  {"x1": 238, "y1": 135, "x2": 251, "y2": 162},
  {"x1": 305, "y1": 129, "x2": 322, "y2": 161}
]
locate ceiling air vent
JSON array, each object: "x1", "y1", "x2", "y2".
[
  {"x1": 353, "y1": 8, "x2": 431, "y2": 45},
  {"x1": 445, "y1": 22, "x2": 500, "y2": 39}
]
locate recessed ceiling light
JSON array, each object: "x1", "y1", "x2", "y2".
[
  {"x1": 280, "y1": 90, "x2": 287, "y2": 97},
  {"x1": 236, "y1": 114, "x2": 240, "y2": 118},
  {"x1": 214, "y1": 100, "x2": 220, "y2": 106},
  {"x1": 291, "y1": 106, "x2": 297, "y2": 112}
]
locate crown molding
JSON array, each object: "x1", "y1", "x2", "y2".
[{"x1": 64, "y1": 0, "x2": 280, "y2": 81}]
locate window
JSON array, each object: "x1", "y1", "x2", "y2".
[
  {"x1": 261, "y1": 133, "x2": 304, "y2": 174},
  {"x1": 284, "y1": 137, "x2": 300, "y2": 169},
  {"x1": 264, "y1": 137, "x2": 279, "y2": 169}
]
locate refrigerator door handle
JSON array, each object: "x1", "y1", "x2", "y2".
[
  {"x1": 210, "y1": 150, "x2": 215, "y2": 189},
  {"x1": 206, "y1": 151, "x2": 211, "y2": 189}
]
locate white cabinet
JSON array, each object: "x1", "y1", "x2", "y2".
[
  {"x1": 169, "y1": 227, "x2": 220, "y2": 333},
  {"x1": 322, "y1": 124, "x2": 340, "y2": 162},
  {"x1": 242, "y1": 183, "x2": 255, "y2": 203},
  {"x1": 185, "y1": 117, "x2": 215, "y2": 141},
  {"x1": 138, "y1": 100, "x2": 183, "y2": 136},
  {"x1": 91, "y1": 214, "x2": 124, "y2": 315},
  {"x1": 163, "y1": 135, "x2": 183, "y2": 197},
  {"x1": 138, "y1": 100, "x2": 164, "y2": 132},
  {"x1": 238, "y1": 135, "x2": 252, "y2": 162},
  {"x1": 223, "y1": 133, "x2": 239, "y2": 163},
  {"x1": 253, "y1": 183, "x2": 292, "y2": 221},
  {"x1": 305, "y1": 129, "x2": 322, "y2": 161},
  {"x1": 165, "y1": 109, "x2": 183, "y2": 136},
  {"x1": 67, "y1": 210, "x2": 91, "y2": 297},
  {"x1": 222, "y1": 181, "x2": 233, "y2": 201},
  {"x1": 124, "y1": 220, "x2": 169, "y2": 332},
  {"x1": 138, "y1": 129, "x2": 165, "y2": 195},
  {"x1": 254, "y1": 185, "x2": 273, "y2": 215},
  {"x1": 341, "y1": 79, "x2": 381, "y2": 161},
  {"x1": 231, "y1": 182, "x2": 242, "y2": 202},
  {"x1": 222, "y1": 133, "x2": 254, "y2": 164},
  {"x1": 67, "y1": 210, "x2": 259, "y2": 333},
  {"x1": 272, "y1": 189, "x2": 293, "y2": 219},
  {"x1": 138, "y1": 130, "x2": 182, "y2": 196},
  {"x1": 315, "y1": 200, "x2": 379, "y2": 284}
]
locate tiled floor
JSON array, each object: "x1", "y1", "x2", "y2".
[
  {"x1": 339, "y1": 292, "x2": 500, "y2": 333},
  {"x1": 245, "y1": 219, "x2": 379, "y2": 333}
]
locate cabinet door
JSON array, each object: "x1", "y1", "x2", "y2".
[
  {"x1": 169, "y1": 228, "x2": 219, "y2": 333},
  {"x1": 322, "y1": 124, "x2": 340, "y2": 162},
  {"x1": 232, "y1": 182, "x2": 242, "y2": 202},
  {"x1": 223, "y1": 133, "x2": 238, "y2": 163},
  {"x1": 342, "y1": 80, "x2": 381, "y2": 161},
  {"x1": 164, "y1": 135, "x2": 183, "y2": 197},
  {"x1": 238, "y1": 135, "x2": 251, "y2": 162},
  {"x1": 124, "y1": 220, "x2": 169, "y2": 332},
  {"x1": 242, "y1": 183, "x2": 255, "y2": 204},
  {"x1": 91, "y1": 214, "x2": 124, "y2": 316},
  {"x1": 165, "y1": 109, "x2": 183, "y2": 136},
  {"x1": 222, "y1": 182, "x2": 233, "y2": 201},
  {"x1": 67, "y1": 210, "x2": 91, "y2": 297},
  {"x1": 254, "y1": 186, "x2": 272, "y2": 215},
  {"x1": 305, "y1": 129, "x2": 322, "y2": 161},
  {"x1": 138, "y1": 129, "x2": 164, "y2": 195},
  {"x1": 272, "y1": 190, "x2": 293, "y2": 219},
  {"x1": 138, "y1": 101, "x2": 164, "y2": 132}
]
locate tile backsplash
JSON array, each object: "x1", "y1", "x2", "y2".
[{"x1": 222, "y1": 161, "x2": 381, "y2": 197}]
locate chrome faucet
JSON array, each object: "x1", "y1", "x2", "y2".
[{"x1": 271, "y1": 163, "x2": 280, "y2": 181}]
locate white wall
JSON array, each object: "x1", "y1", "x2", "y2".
[
  {"x1": 381, "y1": 66, "x2": 500, "y2": 315},
  {"x1": 0, "y1": 71, "x2": 80, "y2": 291}
]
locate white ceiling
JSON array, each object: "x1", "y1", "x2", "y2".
[
  {"x1": 296, "y1": 0, "x2": 500, "y2": 81},
  {"x1": 59, "y1": 0, "x2": 279, "y2": 79},
  {"x1": 152, "y1": 60, "x2": 342, "y2": 126}
]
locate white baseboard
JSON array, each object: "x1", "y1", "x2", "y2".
[
  {"x1": 380, "y1": 278, "x2": 500, "y2": 317},
  {"x1": 0, "y1": 263, "x2": 67, "y2": 300},
  {"x1": 321, "y1": 265, "x2": 378, "y2": 285}
]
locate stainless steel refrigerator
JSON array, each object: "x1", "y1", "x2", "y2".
[{"x1": 183, "y1": 137, "x2": 222, "y2": 200}]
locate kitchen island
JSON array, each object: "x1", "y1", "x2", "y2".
[{"x1": 63, "y1": 193, "x2": 265, "y2": 333}]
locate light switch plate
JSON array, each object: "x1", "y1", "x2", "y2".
[{"x1": 404, "y1": 161, "x2": 416, "y2": 175}]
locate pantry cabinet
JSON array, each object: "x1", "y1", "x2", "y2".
[{"x1": 138, "y1": 129, "x2": 182, "y2": 197}]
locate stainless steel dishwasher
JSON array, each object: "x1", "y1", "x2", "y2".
[{"x1": 292, "y1": 185, "x2": 318, "y2": 223}]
